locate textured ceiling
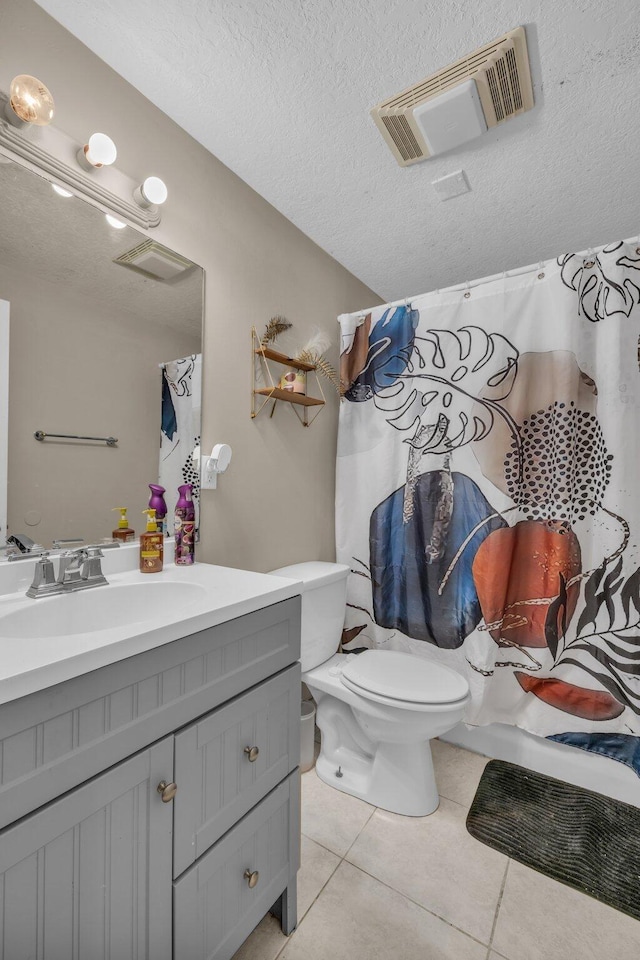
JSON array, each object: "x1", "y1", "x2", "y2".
[{"x1": 35, "y1": 0, "x2": 640, "y2": 302}]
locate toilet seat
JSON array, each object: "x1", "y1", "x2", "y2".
[{"x1": 340, "y1": 649, "x2": 469, "y2": 708}]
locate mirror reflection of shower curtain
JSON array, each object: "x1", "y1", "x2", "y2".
[{"x1": 159, "y1": 354, "x2": 201, "y2": 536}]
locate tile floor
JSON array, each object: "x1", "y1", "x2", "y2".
[{"x1": 232, "y1": 739, "x2": 640, "y2": 960}]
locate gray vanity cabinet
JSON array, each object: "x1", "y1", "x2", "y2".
[
  {"x1": 174, "y1": 773, "x2": 298, "y2": 960},
  {"x1": 173, "y1": 665, "x2": 300, "y2": 877},
  {"x1": 0, "y1": 596, "x2": 301, "y2": 960},
  {"x1": 0, "y1": 737, "x2": 174, "y2": 960}
]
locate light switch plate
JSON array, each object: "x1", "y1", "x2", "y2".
[{"x1": 431, "y1": 169, "x2": 471, "y2": 201}]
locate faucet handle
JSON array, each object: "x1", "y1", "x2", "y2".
[
  {"x1": 26, "y1": 554, "x2": 58, "y2": 598},
  {"x1": 79, "y1": 546, "x2": 107, "y2": 587}
]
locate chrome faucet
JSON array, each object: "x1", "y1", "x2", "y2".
[
  {"x1": 4, "y1": 533, "x2": 46, "y2": 561},
  {"x1": 26, "y1": 546, "x2": 111, "y2": 598},
  {"x1": 7, "y1": 533, "x2": 38, "y2": 553}
]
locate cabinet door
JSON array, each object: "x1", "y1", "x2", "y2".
[
  {"x1": 0, "y1": 738, "x2": 173, "y2": 960},
  {"x1": 173, "y1": 663, "x2": 300, "y2": 877},
  {"x1": 174, "y1": 771, "x2": 299, "y2": 960}
]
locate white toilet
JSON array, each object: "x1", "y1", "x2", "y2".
[{"x1": 269, "y1": 561, "x2": 470, "y2": 816}]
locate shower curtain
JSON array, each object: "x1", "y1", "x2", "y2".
[
  {"x1": 336, "y1": 242, "x2": 640, "y2": 775},
  {"x1": 159, "y1": 353, "x2": 201, "y2": 535}
]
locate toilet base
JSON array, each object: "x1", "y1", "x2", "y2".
[{"x1": 315, "y1": 736, "x2": 439, "y2": 817}]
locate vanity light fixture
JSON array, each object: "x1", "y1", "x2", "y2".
[
  {"x1": 51, "y1": 184, "x2": 73, "y2": 198},
  {"x1": 4, "y1": 75, "x2": 55, "y2": 128},
  {"x1": 77, "y1": 132, "x2": 117, "y2": 171},
  {"x1": 133, "y1": 176, "x2": 168, "y2": 208},
  {"x1": 105, "y1": 213, "x2": 127, "y2": 229}
]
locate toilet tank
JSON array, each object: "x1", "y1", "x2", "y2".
[{"x1": 268, "y1": 561, "x2": 350, "y2": 671}]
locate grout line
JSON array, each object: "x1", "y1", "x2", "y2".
[
  {"x1": 342, "y1": 859, "x2": 492, "y2": 951},
  {"x1": 272, "y1": 804, "x2": 378, "y2": 959},
  {"x1": 293, "y1": 857, "x2": 342, "y2": 928},
  {"x1": 487, "y1": 859, "x2": 510, "y2": 954},
  {"x1": 438, "y1": 791, "x2": 473, "y2": 809},
  {"x1": 341, "y1": 803, "x2": 377, "y2": 861}
]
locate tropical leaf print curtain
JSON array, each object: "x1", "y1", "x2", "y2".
[
  {"x1": 336, "y1": 242, "x2": 640, "y2": 774},
  {"x1": 159, "y1": 354, "x2": 201, "y2": 534}
]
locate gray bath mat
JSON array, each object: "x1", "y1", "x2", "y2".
[{"x1": 466, "y1": 759, "x2": 640, "y2": 922}]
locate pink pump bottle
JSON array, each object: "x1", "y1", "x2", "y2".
[{"x1": 174, "y1": 484, "x2": 195, "y2": 565}]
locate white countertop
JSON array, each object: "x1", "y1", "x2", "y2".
[{"x1": 0, "y1": 551, "x2": 301, "y2": 705}]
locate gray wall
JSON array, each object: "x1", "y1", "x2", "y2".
[{"x1": 0, "y1": 0, "x2": 381, "y2": 570}]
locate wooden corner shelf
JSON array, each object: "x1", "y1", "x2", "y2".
[
  {"x1": 254, "y1": 387, "x2": 324, "y2": 407},
  {"x1": 254, "y1": 346, "x2": 317, "y2": 372},
  {"x1": 251, "y1": 326, "x2": 326, "y2": 426}
]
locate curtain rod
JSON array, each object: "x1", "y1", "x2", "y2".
[{"x1": 343, "y1": 233, "x2": 640, "y2": 318}]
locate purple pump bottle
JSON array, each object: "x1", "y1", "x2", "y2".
[
  {"x1": 174, "y1": 484, "x2": 195, "y2": 565},
  {"x1": 148, "y1": 484, "x2": 167, "y2": 537}
]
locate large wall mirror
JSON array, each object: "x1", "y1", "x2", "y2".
[{"x1": 0, "y1": 158, "x2": 203, "y2": 551}]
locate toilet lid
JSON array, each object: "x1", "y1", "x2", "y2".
[{"x1": 340, "y1": 650, "x2": 469, "y2": 705}]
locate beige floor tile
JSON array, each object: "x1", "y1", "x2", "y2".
[
  {"x1": 301, "y1": 768, "x2": 375, "y2": 857},
  {"x1": 492, "y1": 860, "x2": 640, "y2": 960},
  {"x1": 298, "y1": 835, "x2": 341, "y2": 918},
  {"x1": 346, "y1": 798, "x2": 507, "y2": 944},
  {"x1": 431, "y1": 739, "x2": 489, "y2": 808},
  {"x1": 230, "y1": 912, "x2": 287, "y2": 960},
  {"x1": 280, "y1": 860, "x2": 488, "y2": 960}
]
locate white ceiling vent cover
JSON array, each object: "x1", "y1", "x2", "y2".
[
  {"x1": 371, "y1": 26, "x2": 534, "y2": 166},
  {"x1": 113, "y1": 239, "x2": 195, "y2": 281}
]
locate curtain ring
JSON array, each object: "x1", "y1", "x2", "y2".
[
  {"x1": 537, "y1": 260, "x2": 545, "y2": 280},
  {"x1": 463, "y1": 281, "x2": 471, "y2": 300}
]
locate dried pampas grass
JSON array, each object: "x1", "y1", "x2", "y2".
[{"x1": 261, "y1": 316, "x2": 292, "y2": 346}]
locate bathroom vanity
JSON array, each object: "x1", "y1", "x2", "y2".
[{"x1": 0, "y1": 555, "x2": 302, "y2": 960}]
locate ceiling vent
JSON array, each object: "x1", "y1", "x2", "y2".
[
  {"x1": 371, "y1": 26, "x2": 534, "y2": 166},
  {"x1": 113, "y1": 239, "x2": 195, "y2": 281}
]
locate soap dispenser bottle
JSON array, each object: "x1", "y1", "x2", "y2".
[
  {"x1": 139, "y1": 509, "x2": 163, "y2": 573},
  {"x1": 174, "y1": 484, "x2": 195, "y2": 565},
  {"x1": 112, "y1": 507, "x2": 135, "y2": 542},
  {"x1": 148, "y1": 484, "x2": 168, "y2": 537}
]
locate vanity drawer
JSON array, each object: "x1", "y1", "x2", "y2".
[
  {"x1": 174, "y1": 770, "x2": 299, "y2": 960},
  {"x1": 0, "y1": 597, "x2": 300, "y2": 830},
  {"x1": 173, "y1": 662, "x2": 300, "y2": 877}
]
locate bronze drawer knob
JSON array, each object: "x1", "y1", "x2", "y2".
[
  {"x1": 243, "y1": 869, "x2": 259, "y2": 888},
  {"x1": 244, "y1": 745, "x2": 259, "y2": 762},
  {"x1": 157, "y1": 780, "x2": 178, "y2": 802}
]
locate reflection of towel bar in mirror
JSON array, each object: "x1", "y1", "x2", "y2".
[{"x1": 34, "y1": 431, "x2": 118, "y2": 447}]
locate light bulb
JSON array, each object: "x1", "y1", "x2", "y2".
[
  {"x1": 134, "y1": 176, "x2": 168, "y2": 207},
  {"x1": 52, "y1": 184, "x2": 73, "y2": 198},
  {"x1": 77, "y1": 133, "x2": 117, "y2": 170},
  {"x1": 105, "y1": 214, "x2": 126, "y2": 229},
  {"x1": 5, "y1": 75, "x2": 55, "y2": 127}
]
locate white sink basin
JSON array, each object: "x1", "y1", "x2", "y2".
[
  {"x1": 0, "y1": 557, "x2": 302, "y2": 706},
  {"x1": 0, "y1": 580, "x2": 209, "y2": 639}
]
